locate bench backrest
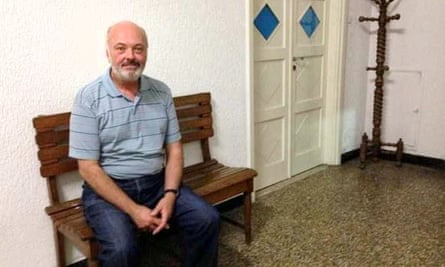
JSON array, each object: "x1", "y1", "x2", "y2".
[
  {"x1": 33, "y1": 92, "x2": 214, "y2": 204},
  {"x1": 33, "y1": 112, "x2": 75, "y2": 204},
  {"x1": 173, "y1": 92, "x2": 213, "y2": 161}
]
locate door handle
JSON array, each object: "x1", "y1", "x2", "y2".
[
  {"x1": 292, "y1": 57, "x2": 297, "y2": 71},
  {"x1": 292, "y1": 57, "x2": 305, "y2": 71}
]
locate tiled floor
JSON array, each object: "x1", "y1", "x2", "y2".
[{"x1": 218, "y1": 159, "x2": 445, "y2": 266}]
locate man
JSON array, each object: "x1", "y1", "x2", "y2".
[{"x1": 69, "y1": 21, "x2": 220, "y2": 267}]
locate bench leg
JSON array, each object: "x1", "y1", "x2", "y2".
[
  {"x1": 243, "y1": 191, "x2": 252, "y2": 244},
  {"x1": 87, "y1": 240, "x2": 100, "y2": 267},
  {"x1": 87, "y1": 259, "x2": 100, "y2": 267},
  {"x1": 54, "y1": 231, "x2": 65, "y2": 267}
]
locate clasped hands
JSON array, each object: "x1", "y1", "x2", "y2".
[{"x1": 131, "y1": 194, "x2": 176, "y2": 235}]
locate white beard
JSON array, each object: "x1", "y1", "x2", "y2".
[{"x1": 113, "y1": 65, "x2": 144, "y2": 82}]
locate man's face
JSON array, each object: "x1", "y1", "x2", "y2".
[{"x1": 107, "y1": 24, "x2": 147, "y2": 82}]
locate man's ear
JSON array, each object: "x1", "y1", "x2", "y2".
[{"x1": 106, "y1": 48, "x2": 111, "y2": 63}]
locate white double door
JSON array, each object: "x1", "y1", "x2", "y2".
[{"x1": 254, "y1": 0, "x2": 329, "y2": 189}]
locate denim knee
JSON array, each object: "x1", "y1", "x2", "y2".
[
  {"x1": 99, "y1": 234, "x2": 139, "y2": 267},
  {"x1": 197, "y1": 205, "x2": 220, "y2": 233},
  {"x1": 207, "y1": 206, "x2": 220, "y2": 228}
]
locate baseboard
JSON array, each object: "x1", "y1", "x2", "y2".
[
  {"x1": 341, "y1": 149, "x2": 445, "y2": 169},
  {"x1": 341, "y1": 149, "x2": 360, "y2": 163},
  {"x1": 67, "y1": 260, "x2": 87, "y2": 267}
]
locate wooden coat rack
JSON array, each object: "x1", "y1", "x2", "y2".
[{"x1": 358, "y1": 0, "x2": 403, "y2": 168}]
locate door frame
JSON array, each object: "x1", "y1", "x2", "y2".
[{"x1": 247, "y1": 0, "x2": 348, "y2": 176}]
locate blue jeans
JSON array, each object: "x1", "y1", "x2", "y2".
[{"x1": 82, "y1": 171, "x2": 220, "y2": 267}]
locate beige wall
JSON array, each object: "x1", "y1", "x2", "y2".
[{"x1": 342, "y1": 0, "x2": 372, "y2": 153}]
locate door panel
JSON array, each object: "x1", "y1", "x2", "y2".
[
  {"x1": 254, "y1": 1, "x2": 286, "y2": 48},
  {"x1": 253, "y1": 0, "x2": 289, "y2": 190},
  {"x1": 254, "y1": 118, "x2": 287, "y2": 186},
  {"x1": 293, "y1": 108, "x2": 323, "y2": 173},
  {"x1": 291, "y1": 0, "x2": 326, "y2": 175},
  {"x1": 295, "y1": 1, "x2": 325, "y2": 46},
  {"x1": 294, "y1": 56, "x2": 323, "y2": 102}
]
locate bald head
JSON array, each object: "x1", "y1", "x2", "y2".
[
  {"x1": 106, "y1": 21, "x2": 148, "y2": 83},
  {"x1": 107, "y1": 21, "x2": 148, "y2": 48}
]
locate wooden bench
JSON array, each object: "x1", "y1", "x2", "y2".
[{"x1": 33, "y1": 92, "x2": 257, "y2": 266}]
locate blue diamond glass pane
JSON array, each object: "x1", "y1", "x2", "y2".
[
  {"x1": 254, "y1": 4, "x2": 279, "y2": 40},
  {"x1": 299, "y1": 6, "x2": 320, "y2": 38}
]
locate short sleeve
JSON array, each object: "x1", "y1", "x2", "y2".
[
  {"x1": 69, "y1": 94, "x2": 101, "y2": 160},
  {"x1": 165, "y1": 95, "x2": 182, "y2": 144}
]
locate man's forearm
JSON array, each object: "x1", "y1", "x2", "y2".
[
  {"x1": 78, "y1": 160, "x2": 139, "y2": 216},
  {"x1": 164, "y1": 141, "x2": 184, "y2": 191}
]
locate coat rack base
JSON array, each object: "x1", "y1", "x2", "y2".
[{"x1": 359, "y1": 133, "x2": 404, "y2": 169}]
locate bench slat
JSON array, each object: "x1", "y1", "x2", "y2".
[
  {"x1": 58, "y1": 216, "x2": 94, "y2": 241},
  {"x1": 33, "y1": 112, "x2": 70, "y2": 131},
  {"x1": 201, "y1": 178, "x2": 253, "y2": 205},
  {"x1": 173, "y1": 92, "x2": 210, "y2": 107},
  {"x1": 45, "y1": 198, "x2": 83, "y2": 215},
  {"x1": 35, "y1": 129, "x2": 69, "y2": 147},
  {"x1": 54, "y1": 212, "x2": 85, "y2": 227},
  {"x1": 185, "y1": 167, "x2": 250, "y2": 189},
  {"x1": 50, "y1": 206, "x2": 84, "y2": 221},
  {"x1": 176, "y1": 104, "x2": 211, "y2": 119},
  {"x1": 69, "y1": 216, "x2": 92, "y2": 232},
  {"x1": 183, "y1": 159, "x2": 219, "y2": 174},
  {"x1": 38, "y1": 144, "x2": 69, "y2": 161},
  {"x1": 181, "y1": 129, "x2": 214, "y2": 143},
  {"x1": 183, "y1": 163, "x2": 225, "y2": 181},
  {"x1": 40, "y1": 158, "x2": 78, "y2": 177},
  {"x1": 178, "y1": 117, "x2": 212, "y2": 131}
]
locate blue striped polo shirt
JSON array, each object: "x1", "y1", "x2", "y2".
[{"x1": 69, "y1": 68, "x2": 181, "y2": 179}]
